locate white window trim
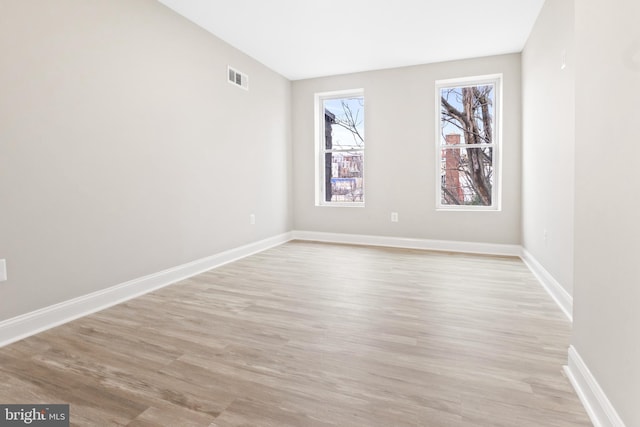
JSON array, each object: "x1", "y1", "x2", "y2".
[
  {"x1": 434, "y1": 74, "x2": 503, "y2": 211},
  {"x1": 314, "y1": 88, "x2": 365, "y2": 207}
]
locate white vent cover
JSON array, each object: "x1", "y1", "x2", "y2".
[{"x1": 228, "y1": 66, "x2": 248, "y2": 90}]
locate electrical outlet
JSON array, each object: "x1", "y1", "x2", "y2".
[
  {"x1": 0, "y1": 259, "x2": 6, "y2": 282},
  {"x1": 249, "y1": 214, "x2": 256, "y2": 225},
  {"x1": 391, "y1": 212, "x2": 399, "y2": 223}
]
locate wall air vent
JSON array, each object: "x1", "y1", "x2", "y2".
[{"x1": 228, "y1": 66, "x2": 249, "y2": 90}]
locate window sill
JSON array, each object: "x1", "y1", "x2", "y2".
[
  {"x1": 436, "y1": 206, "x2": 500, "y2": 212},
  {"x1": 316, "y1": 202, "x2": 365, "y2": 208}
]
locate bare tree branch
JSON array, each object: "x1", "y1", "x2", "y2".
[{"x1": 440, "y1": 86, "x2": 494, "y2": 206}]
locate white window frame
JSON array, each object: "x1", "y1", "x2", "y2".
[
  {"x1": 435, "y1": 74, "x2": 502, "y2": 211},
  {"x1": 314, "y1": 88, "x2": 365, "y2": 207}
]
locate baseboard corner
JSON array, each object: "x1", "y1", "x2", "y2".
[
  {"x1": 520, "y1": 248, "x2": 573, "y2": 321},
  {"x1": 565, "y1": 345, "x2": 627, "y2": 427}
]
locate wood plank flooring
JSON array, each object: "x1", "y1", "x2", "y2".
[{"x1": 0, "y1": 241, "x2": 592, "y2": 426}]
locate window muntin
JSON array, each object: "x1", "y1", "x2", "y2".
[
  {"x1": 436, "y1": 75, "x2": 501, "y2": 210},
  {"x1": 315, "y1": 90, "x2": 365, "y2": 206}
]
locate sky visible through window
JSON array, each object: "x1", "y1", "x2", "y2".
[
  {"x1": 324, "y1": 97, "x2": 364, "y2": 149},
  {"x1": 439, "y1": 82, "x2": 496, "y2": 207},
  {"x1": 322, "y1": 96, "x2": 364, "y2": 203},
  {"x1": 440, "y1": 84, "x2": 494, "y2": 145}
]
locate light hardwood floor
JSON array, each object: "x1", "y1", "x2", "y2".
[{"x1": 0, "y1": 241, "x2": 591, "y2": 426}]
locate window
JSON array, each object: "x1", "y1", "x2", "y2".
[
  {"x1": 436, "y1": 74, "x2": 501, "y2": 210},
  {"x1": 315, "y1": 89, "x2": 365, "y2": 206}
]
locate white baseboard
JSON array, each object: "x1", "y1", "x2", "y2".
[
  {"x1": 4, "y1": 229, "x2": 618, "y2": 426},
  {"x1": 4, "y1": 230, "x2": 622, "y2": 427},
  {"x1": 520, "y1": 248, "x2": 573, "y2": 321},
  {"x1": 565, "y1": 346, "x2": 627, "y2": 427},
  {"x1": 291, "y1": 230, "x2": 521, "y2": 257},
  {"x1": 0, "y1": 230, "x2": 573, "y2": 355},
  {"x1": 0, "y1": 232, "x2": 292, "y2": 348}
]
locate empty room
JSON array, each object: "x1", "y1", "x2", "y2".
[{"x1": 0, "y1": 0, "x2": 638, "y2": 426}]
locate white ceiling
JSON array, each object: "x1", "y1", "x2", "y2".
[{"x1": 157, "y1": 0, "x2": 545, "y2": 81}]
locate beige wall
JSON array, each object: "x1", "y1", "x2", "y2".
[
  {"x1": 523, "y1": 2, "x2": 639, "y2": 423},
  {"x1": 0, "y1": 0, "x2": 291, "y2": 321},
  {"x1": 572, "y1": 0, "x2": 640, "y2": 425},
  {"x1": 521, "y1": 0, "x2": 575, "y2": 294},
  {"x1": 292, "y1": 55, "x2": 522, "y2": 244}
]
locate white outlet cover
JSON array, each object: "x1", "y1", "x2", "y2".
[{"x1": 0, "y1": 259, "x2": 6, "y2": 282}]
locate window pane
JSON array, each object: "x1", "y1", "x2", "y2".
[
  {"x1": 436, "y1": 76, "x2": 499, "y2": 210},
  {"x1": 323, "y1": 97, "x2": 364, "y2": 151},
  {"x1": 441, "y1": 147, "x2": 493, "y2": 206},
  {"x1": 327, "y1": 151, "x2": 364, "y2": 202},
  {"x1": 440, "y1": 84, "x2": 494, "y2": 146},
  {"x1": 318, "y1": 91, "x2": 365, "y2": 205}
]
